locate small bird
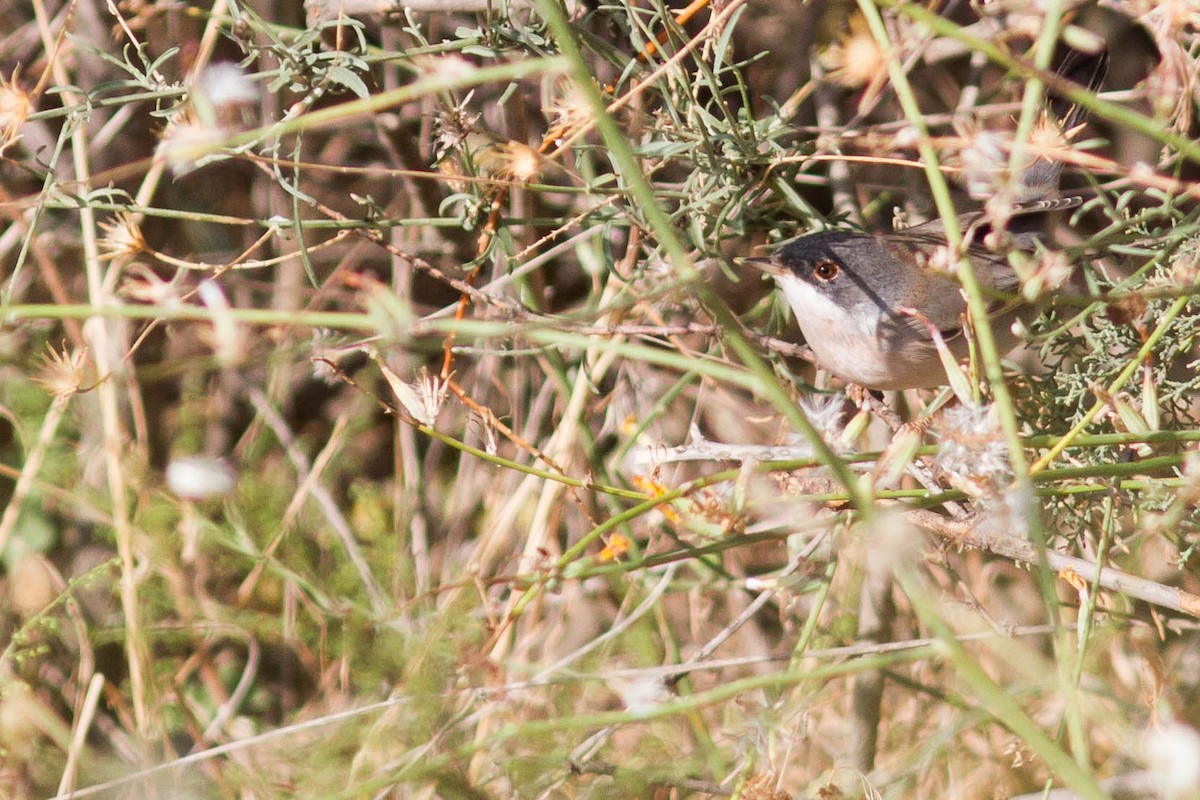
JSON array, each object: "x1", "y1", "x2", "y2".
[
  {"x1": 746, "y1": 49, "x2": 1107, "y2": 391},
  {"x1": 743, "y1": 199, "x2": 1078, "y2": 390}
]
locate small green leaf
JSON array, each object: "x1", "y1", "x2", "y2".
[{"x1": 326, "y1": 65, "x2": 369, "y2": 99}]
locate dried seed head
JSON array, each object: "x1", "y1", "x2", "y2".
[
  {"x1": 936, "y1": 403, "x2": 1011, "y2": 497},
  {"x1": 821, "y1": 16, "x2": 887, "y2": 89},
  {"x1": 156, "y1": 114, "x2": 225, "y2": 176},
  {"x1": 433, "y1": 93, "x2": 480, "y2": 161},
  {"x1": 1021, "y1": 250, "x2": 1074, "y2": 300},
  {"x1": 545, "y1": 82, "x2": 593, "y2": 141},
  {"x1": 32, "y1": 342, "x2": 89, "y2": 399},
  {"x1": 483, "y1": 141, "x2": 542, "y2": 184},
  {"x1": 798, "y1": 392, "x2": 847, "y2": 443},
  {"x1": 956, "y1": 120, "x2": 1011, "y2": 201},
  {"x1": 379, "y1": 363, "x2": 449, "y2": 427},
  {"x1": 98, "y1": 213, "x2": 147, "y2": 262},
  {"x1": 0, "y1": 70, "x2": 31, "y2": 154},
  {"x1": 1028, "y1": 109, "x2": 1073, "y2": 158},
  {"x1": 195, "y1": 63, "x2": 259, "y2": 129},
  {"x1": 198, "y1": 63, "x2": 259, "y2": 107}
]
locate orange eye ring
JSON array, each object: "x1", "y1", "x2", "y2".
[{"x1": 812, "y1": 260, "x2": 840, "y2": 282}]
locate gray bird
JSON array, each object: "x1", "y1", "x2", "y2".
[
  {"x1": 745, "y1": 48, "x2": 1106, "y2": 390},
  {"x1": 743, "y1": 199, "x2": 1078, "y2": 390}
]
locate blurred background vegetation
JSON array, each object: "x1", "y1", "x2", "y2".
[{"x1": 2, "y1": 0, "x2": 1200, "y2": 797}]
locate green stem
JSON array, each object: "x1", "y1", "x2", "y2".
[
  {"x1": 898, "y1": 567, "x2": 1106, "y2": 800},
  {"x1": 854, "y1": 0, "x2": 1057, "y2": 638},
  {"x1": 533, "y1": 0, "x2": 870, "y2": 510}
]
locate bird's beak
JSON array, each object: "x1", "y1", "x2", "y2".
[{"x1": 738, "y1": 256, "x2": 785, "y2": 277}]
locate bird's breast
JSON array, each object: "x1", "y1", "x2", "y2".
[{"x1": 775, "y1": 274, "x2": 949, "y2": 389}]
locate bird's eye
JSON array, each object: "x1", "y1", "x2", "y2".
[{"x1": 812, "y1": 260, "x2": 840, "y2": 281}]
